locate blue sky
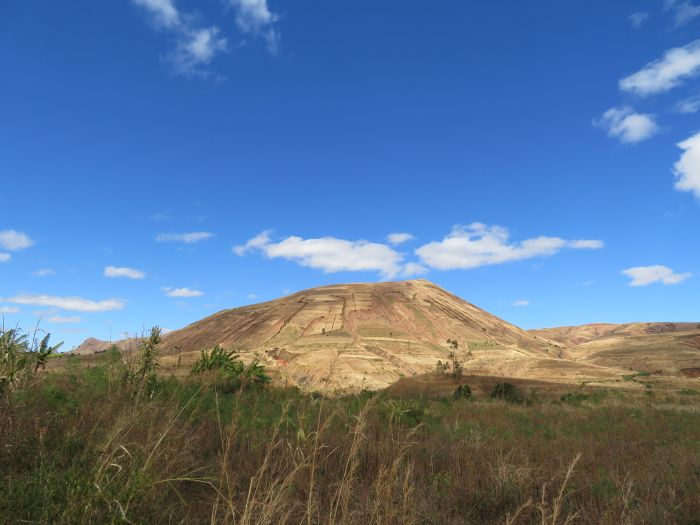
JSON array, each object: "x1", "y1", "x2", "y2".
[{"x1": 1, "y1": 0, "x2": 699, "y2": 349}]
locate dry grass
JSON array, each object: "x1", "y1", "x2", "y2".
[{"x1": 0, "y1": 358, "x2": 698, "y2": 524}]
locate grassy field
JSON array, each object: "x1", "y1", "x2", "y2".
[{"x1": 1, "y1": 343, "x2": 699, "y2": 524}]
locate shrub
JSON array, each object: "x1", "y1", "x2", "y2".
[
  {"x1": 122, "y1": 327, "x2": 161, "y2": 401},
  {"x1": 1, "y1": 328, "x2": 63, "y2": 395},
  {"x1": 191, "y1": 345, "x2": 270, "y2": 389},
  {"x1": 490, "y1": 382, "x2": 523, "y2": 403},
  {"x1": 561, "y1": 392, "x2": 590, "y2": 405},
  {"x1": 453, "y1": 384, "x2": 472, "y2": 400}
]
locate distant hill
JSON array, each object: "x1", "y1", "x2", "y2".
[
  {"x1": 529, "y1": 322, "x2": 700, "y2": 347},
  {"x1": 529, "y1": 323, "x2": 700, "y2": 376},
  {"x1": 69, "y1": 337, "x2": 139, "y2": 355}
]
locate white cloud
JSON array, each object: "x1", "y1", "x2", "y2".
[
  {"x1": 673, "y1": 131, "x2": 700, "y2": 199},
  {"x1": 569, "y1": 239, "x2": 605, "y2": 249},
  {"x1": 156, "y1": 232, "x2": 214, "y2": 243},
  {"x1": 595, "y1": 107, "x2": 659, "y2": 143},
  {"x1": 387, "y1": 232, "x2": 415, "y2": 245},
  {"x1": 401, "y1": 262, "x2": 429, "y2": 277},
  {"x1": 170, "y1": 27, "x2": 228, "y2": 75},
  {"x1": 629, "y1": 12, "x2": 649, "y2": 27},
  {"x1": 247, "y1": 293, "x2": 258, "y2": 300},
  {"x1": 622, "y1": 265, "x2": 692, "y2": 286},
  {"x1": 32, "y1": 268, "x2": 55, "y2": 277},
  {"x1": 132, "y1": 0, "x2": 180, "y2": 28},
  {"x1": 665, "y1": 0, "x2": 700, "y2": 26},
  {"x1": 0, "y1": 254, "x2": 9, "y2": 263},
  {"x1": 0, "y1": 306, "x2": 20, "y2": 314},
  {"x1": 675, "y1": 94, "x2": 700, "y2": 113},
  {"x1": 228, "y1": 0, "x2": 280, "y2": 54},
  {"x1": 48, "y1": 316, "x2": 82, "y2": 324},
  {"x1": 0, "y1": 230, "x2": 34, "y2": 251},
  {"x1": 415, "y1": 223, "x2": 602, "y2": 271},
  {"x1": 132, "y1": 0, "x2": 227, "y2": 76},
  {"x1": 163, "y1": 287, "x2": 204, "y2": 297},
  {"x1": 233, "y1": 230, "x2": 271, "y2": 255},
  {"x1": 2, "y1": 294, "x2": 125, "y2": 312},
  {"x1": 104, "y1": 266, "x2": 146, "y2": 279},
  {"x1": 512, "y1": 300, "x2": 530, "y2": 307},
  {"x1": 620, "y1": 39, "x2": 700, "y2": 96},
  {"x1": 235, "y1": 231, "x2": 404, "y2": 278}
]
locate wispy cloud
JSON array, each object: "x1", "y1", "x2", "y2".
[
  {"x1": 568, "y1": 239, "x2": 605, "y2": 249},
  {"x1": 512, "y1": 300, "x2": 530, "y2": 307},
  {"x1": 228, "y1": 0, "x2": 280, "y2": 54},
  {"x1": 233, "y1": 230, "x2": 271, "y2": 255},
  {"x1": 629, "y1": 12, "x2": 649, "y2": 27},
  {"x1": 132, "y1": 0, "x2": 228, "y2": 76},
  {"x1": 32, "y1": 268, "x2": 56, "y2": 277},
  {"x1": 163, "y1": 287, "x2": 204, "y2": 297},
  {"x1": 150, "y1": 211, "x2": 173, "y2": 221},
  {"x1": 402, "y1": 262, "x2": 429, "y2": 277},
  {"x1": 594, "y1": 106, "x2": 658, "y2": 143},
  {"x1": 235, "y1": 231, "x2": 404, "y2": 278},
  {"x1": 386, "y1": 232, "x2": 415, "y2": 246},
  {"x1": 415, "y1": 223, "x2": 603, "y2": 271},
  {"x1": 0, "y1": 230, "x2": 34, "y2": 251},
  {"x1": 0, "y1": 306, "x2": 20, "y2": 314},
  {"x1": 156, "y1": 232, "x2": 214, "y2": 243},
  {"x1": 48, "y1": 315, "x2": 82, "y2": 324},
  {"x1": 104, "y1": 266, "x2": 146, "y2": 279},
  {"x1": 620, "y1": 39, "x2": 700, "y2": 96},
  {"x1": 673, "y1": 131, "x2": 700, "y2": 200},
  {"x1": 665, "y1": 0, "x2": 700, "y2": 26},
  {"x1": 622, "y1": 265, "x2": 692, "y2": 286},
  {"x1": 675, "y1": 93, "x2": 700, "y2": 113},
  {"x1": 2, "y1": 294, "x2": 125, "y2": 312},
  {"x1": 0, "y1": 254, "x2": 9, "y2": 263}
]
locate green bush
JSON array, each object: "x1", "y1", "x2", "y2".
[
  {"x1": 561, "y1": 392, "x2": 590, "y2": 405},
  {"x1": 191, "y1": 345, "x2": 270, "y2": 389},
  {"x1": 490, "y1": 382, "x2": 523, "y2": 403},
  {"x1": 453, "y1": 384, "x2": 472, "y2": 400}
]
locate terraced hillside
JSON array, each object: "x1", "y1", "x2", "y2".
[{"x1": 152, "y1": 280, "x2": 625, "y2": 392}]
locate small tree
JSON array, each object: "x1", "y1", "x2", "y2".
[
  {"x1": 435, "y1": 360, "x2": 451, "y2": 375},
  {"x1": 445, "y1": 339, "x2": 463, "y2": 379}
]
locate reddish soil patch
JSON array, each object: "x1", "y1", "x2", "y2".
[{"x1": 680, "y1": 368, "x2": 700, "y2": 378}]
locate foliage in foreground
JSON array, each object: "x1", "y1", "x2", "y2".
[
  {"x1": 191, "y1": 344, "x2": 271, "y2": 389},
  {"x1": 1, "y1": 357, "x2": 699, "y2": 524},
  {"x1": 0, "y1": 328, "x2": 62, "y2": 395}
]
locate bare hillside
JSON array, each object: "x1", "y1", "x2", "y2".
[{"x1": 155, "y1": 280, "x2": 624, "y2": 391}]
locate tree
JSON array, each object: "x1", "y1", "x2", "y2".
[
  {"x1": 435, "y1": 360, "x2": 451, "y2": 375},
  {"x1": 445, "y1": 339, "x2": 463, "y2": 379}
]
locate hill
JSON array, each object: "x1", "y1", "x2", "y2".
[
  {"x1": 153, "y1": 279, "x2": 626, "y2": 391},
  {"x1": 530, "y1": 322, "x2": 700, "y2": 381},
  {"x1": 529, "y1": 322, "x2": 700, "y2": 347}
]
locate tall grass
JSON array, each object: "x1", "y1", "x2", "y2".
[{"x1": 0, "y1": 334, "x2": 698, "y2": 523}]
